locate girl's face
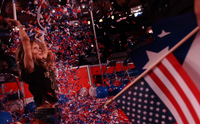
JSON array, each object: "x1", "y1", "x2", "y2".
[{"x1": 31, "y1": 42, "x2": 43, "y2": 61}]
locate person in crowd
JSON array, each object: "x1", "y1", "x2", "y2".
[
  {"x1": 5, "y1": 18, "x2": 59, "y2": 124},
  {"x1": 113, "y1": 33, "x2": 120, "y2": 53},
  {"x1": 119, "y1": 32, "x2": 127, "y2": 52},
  {"x1": 94, "y1": 42, "x2": 112, "y2": 64},
  {"x1": 146, "y1": 34, "x2": 154, "y2": 44}
]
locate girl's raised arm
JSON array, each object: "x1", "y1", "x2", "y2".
[{"x1": 5, "y1": 18, "x2": 34, "y2": 73}]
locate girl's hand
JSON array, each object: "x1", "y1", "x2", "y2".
[{"x1": 4, "y1": 18, "x2": 21, "y2": 27}]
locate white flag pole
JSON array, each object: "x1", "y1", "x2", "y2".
[
  {"x1": 12, "y1": 0, "x2": 17, "y2": 20},
  {"x1": 89, "y1": 8, "x2": 104, "y2": 84},
  {"x1": 105, "y1": 26, "x2": 200, "y2": 106},
  {"x1": 12, "y1": 0, "x2": 26, "y2": 106}
]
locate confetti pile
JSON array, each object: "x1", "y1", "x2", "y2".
[{"x1": 57, "y1": 95, "x2": 131, "y2": 123}]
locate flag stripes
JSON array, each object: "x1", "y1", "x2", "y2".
[
  {"x1": 163, "y1": 54, "x2": 200, "y2": 121},
  {"x1": 144, "y1": 75, "x2": 183, "y2": 124},
  {"x1": 144, "y1": 53, "x2": 200, "y2": 124},
  {"x1": 158, "y1": 61, "x2": 200, "y2": 123}
]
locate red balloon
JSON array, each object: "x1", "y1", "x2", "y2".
[
  {"x1": 113, "y1": 80, "x2": 122, "y2": 87},
  {"x1": 96, "y1": 83, "x2": 101, "y2": 87},
  {"x1": 101, "y1": 84, "x2": 107, "y2": 87}
]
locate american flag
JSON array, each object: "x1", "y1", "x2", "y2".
[{"x1": 116, "y1": 53, "x2": 200, "y2": 123}]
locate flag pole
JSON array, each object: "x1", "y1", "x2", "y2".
[
  {"x1": 105, "y1": 26, "x2": 199, "y2": 106},
  {"x1": 89, "y1": 8, "x2": 104, "y2": 84},
  {"x1": 12, "y1": 0, "x2": 17, "y2": 20}
]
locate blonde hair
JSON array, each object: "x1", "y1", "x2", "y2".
[{"x1": 15, "y1": 40, "x2": 48, "y2": 75}]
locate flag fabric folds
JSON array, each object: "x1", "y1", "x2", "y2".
[
  {"x1": 116, "y1": 53, "x2": 200, "y2": 123},
  {"x1": 116, "y1": 12, "x2": 200, "y2": 123}
]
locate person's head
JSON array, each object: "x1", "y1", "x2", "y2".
[
  {"x1": 31, "y1": 41, "x2": 43, "y2": 61},
  {"x1": 15, "y1": 40, "x2": 43, "y2": 70}
]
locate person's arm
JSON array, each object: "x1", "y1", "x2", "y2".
[
  {"x1": 5, "y1": 18, "x2": 34, "y2": 73},
  {"x1": 195, "y1": 0, "x2": 200, "y2": 27},
  {"x1": 33, "y1": 27, "x2": 48, "y2": 60},
  {"x1": 47, "y1": 50, "x2": 54, "y2": 69},
  {"x1": 38, "y1": 35, "x2": 48, "y2": 59}
]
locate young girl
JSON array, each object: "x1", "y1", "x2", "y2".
[{"x1": 5, "y1": 18, "x2": 59, "y2": 124}]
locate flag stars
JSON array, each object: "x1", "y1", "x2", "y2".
[
  {"x1": 126, "y1": 112, "x2": 130, "y2": 116},
  {"x1": 141, "y1": 81, "x2": 144, "y2": 85},
  {"x1": 155, "y1": 113, "x2": 159, "y2": 117},
  {"x1": 138, "y1": 98, "x2": 142, "y2": 102},
  {"x1": 161, "y1": 121, "x2": 165, "y2": 124},
  {"x1": 162, "y1": 109, "x2": 166, "y2": 113},
  {"x1": 157, "y1": 102, "x2": 160, "y2": 105},
  {"x1": 116, "y1": 73, "x2": 177, "y2": 123},
  {"x1": 162, "y1": 115, "x2": 166, "y2": 119},
  {"x1": 143, "y1": 47, "x2": 169, "y2": 69},
  {"x1": 155, "y1": 119, "x2": 159, "y2": 123},
  {"x1": 150, "y1": 101, "x2": 154, "y2": 104},
  {"x1": 149, "y1": 112, "x2": 153, "y2": 116},
  {"x1": 168, "y1": 116, "x2": 172, "y2": 120}
]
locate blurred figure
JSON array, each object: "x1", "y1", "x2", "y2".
[
  {"x1": 146, "y1": 34, "x2": 154, "y2": 44},
  {"x1": 113, "y1": 33, "x2": 120, "y2": 53},
  {"x1": 119, "y1": 32, "x2": 127, "y2": 52}
]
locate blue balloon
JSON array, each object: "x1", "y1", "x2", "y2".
[
  {"x1": 124, "y1": 79, "x2": 130, "y2": 84},
  {"x1": 96, "y1": 86, "x2": 108, "y2": 98},
  {"x1": 105, "y1": 84, "x2": 110, "y2": 90},
  {"x1": 118, "y1": 84, "x2": 127, "y2": 92},
  {"x1": 24, "y1": 102, "x2": 36, "y2": 113},
  {"x1": 0, "y1": 111, "x2": 12, "y2": 124},
  {"x1": 108, "y1": 85, "x2": 119, "y2": 96}
]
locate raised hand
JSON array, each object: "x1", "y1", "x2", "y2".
[{"x1": 4, "y1": 18, "x2": 21, "y2": 27}]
